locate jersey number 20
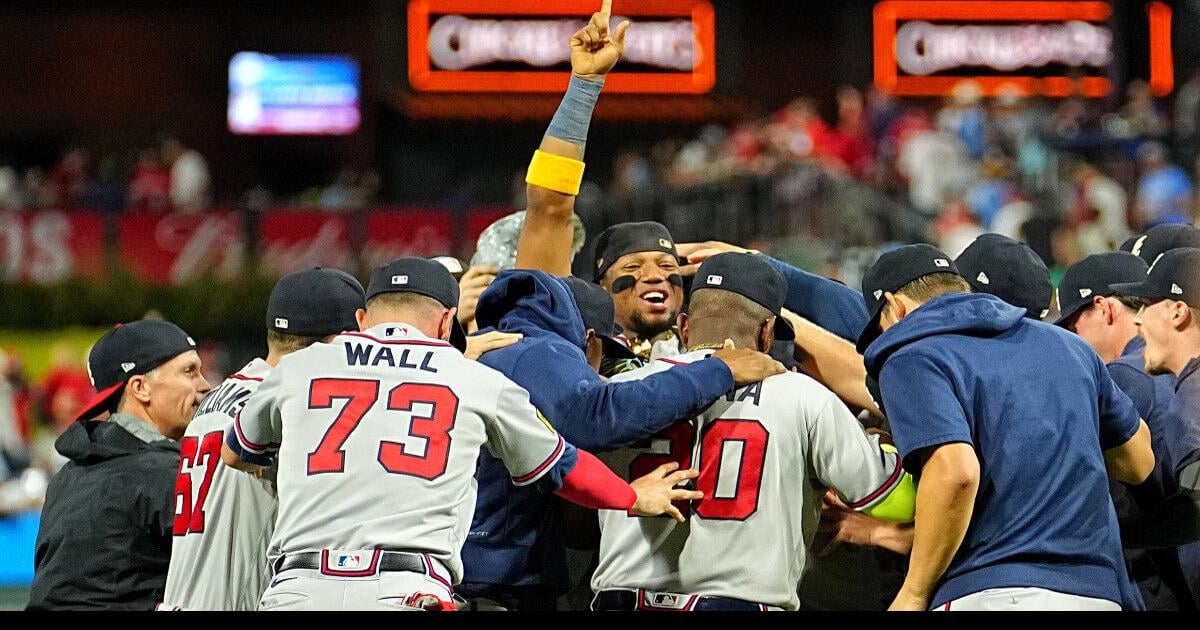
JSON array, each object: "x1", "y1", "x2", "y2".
[{"x1": 306, "y1": 378, "x2": 458, "y2": 480}]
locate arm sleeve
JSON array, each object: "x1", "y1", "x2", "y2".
[
  {"x1": 511, "y1": 344, "x2": 733, "y2": 451},
  {"x1": 879, "y1": 351, "x2": 974, "y2": 474},
  {"x1": 553, "y1": 449, "x2": 637, "y2": 511},
  {"x1": 485, "y1": 379, "x2": 571, "y2": 487},
  {"x1": 225, "y1": 367, "x2": 284, "y2": 466},
  {"x1": 764, "y1": 255, "x2": 869, "y2": 342},
  {"x1": 1094, "y1": 356, "x2": 1141, "y2": 451},
  {"x1": 1107, "y1": 363, "x2": 1156, "y2": 422},
  {"x1": 807, "y1": 392, "x2": 910, "y2": 519}
]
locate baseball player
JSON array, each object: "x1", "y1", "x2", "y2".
[
  {"x1": 591, "y1": 253, "x2": 915, "y2": 611},
  {"x1": 222, "y1": 257, "x2": 700, "y2": 611},
  {"x1": 162, "y1": 267, "x2": 366, "y2": 610}
]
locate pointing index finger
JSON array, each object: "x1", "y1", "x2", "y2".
[{"x1": 601, "y1": 0, "x2": 612, "y2": 18}]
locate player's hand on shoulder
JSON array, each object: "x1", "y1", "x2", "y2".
[
  {"x1": 464, "y1": 330, "x2": 523, "y2": 361},
  {"x1": 629, "y1": 461, "x2": 702, "y2": 523},
  {"x1": 569, "y1": 0, "x2": 630, "y2": 80},
  {"x1": 711, "y1": 338, "x2": 786, "y2": 387}
]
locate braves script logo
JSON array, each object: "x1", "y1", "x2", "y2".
[
  {"x1": 260, "y1": 220, "x2": 351, "y2": 274},
  {"x1": 0, "y1": 211, "x2": 74, "y2": 283}
]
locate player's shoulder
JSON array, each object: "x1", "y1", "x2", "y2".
[
  {"x1": 184, "y1": 410, "x2": 235, "y2": 438},
  {"x1": 762, "y1": 370, "x2": 839, "y2": 407}
]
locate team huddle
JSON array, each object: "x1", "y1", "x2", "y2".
[{"x1": 25, "y1": 1, "x2": 1200, "y2": 612}]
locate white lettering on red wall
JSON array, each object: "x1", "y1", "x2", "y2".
[{"x1": 895, "y1": 20, "x2": 1112, "y2": 76}]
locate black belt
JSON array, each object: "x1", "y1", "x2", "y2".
[
  {"x1": 593, "y1": 589, "x2": 769, "y2": 612},
  {"x1": 274, "y1": 550, "x2": 425, "y2": 576}
]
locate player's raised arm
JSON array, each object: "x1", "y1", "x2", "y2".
[{"x1": 515, "y1": 0, "x2": 629, "y2": 275}]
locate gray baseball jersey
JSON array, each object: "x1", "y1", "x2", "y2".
[
  {"x1": 230, "y1": 323, "x2": 567, "y2": 584},
  {"x1": 592, "y1": 350, "x2": 905, "y2": 610},
  {"x1": 163, "y1": 358, "x2": 277, "y2": 610}
]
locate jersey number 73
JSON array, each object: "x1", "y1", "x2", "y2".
[{"x1": 305, "y1": 378, "x2": 459, "y2": 480}]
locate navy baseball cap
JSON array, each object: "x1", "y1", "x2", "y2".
[
  {"x1": 1123, "y1": 224, "x2": 1200, "y2": 264},
  {"x1": 857, "y1": 244, "x2": 960, "y2": 354},
  {"x1": 954, "y1": 234, "x2": 1052, "y2": 319},
  {"x1": 690, "y1": 252, "x2": 795, "y2": 341},
  {"x1": 367, "y1": 258, "x2": 467, "y2": 351},
  {"x1": 563, "y1": 276, "x2": 636, "y2": 360},
  {"x1": 592, "y1": 221, "x2": 677, "y2": 281},
  {"x1": 77, "y1": 320, "x2": 198, "y2": 421},
  {"x1": 267, "y1": 268, "x2": 365, "y2": 336},
  {"x1": 1052, "y1": 252, "x2": 1149, "y2": 326},
  {"x1": 1111, "y1": 247, "x2": 1200, "y2": 309}
]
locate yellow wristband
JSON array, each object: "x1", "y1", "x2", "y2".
[{"x1": 525, "y1": 150, "x2": 585, "y2": 196}]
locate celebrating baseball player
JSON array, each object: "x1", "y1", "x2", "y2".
[
  {"x1": 591, "y1": 253, "x2": 915, "y2": 611},
  {"x1": 162, "y1": 267, "x2": 366, "y2": 610},
  {"x1": 221, "y1": 257, "x2": 701, "y2": 611}
]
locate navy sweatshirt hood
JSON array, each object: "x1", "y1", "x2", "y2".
[
  {"x1": 863, "y1": 292, "x2": 1026, "y2": 377},
  {"x1": 475, "y1": 269, "x2": 587, "y2": 351}
]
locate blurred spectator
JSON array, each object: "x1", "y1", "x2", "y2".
[
  {"x1": 32, "y1": 349, "x2": 92, "y2": 474},
  {"x1": 161, "y1": 134, "x2": 211, "y2": 212},
  {"x1": 670, "y1": 124, "x2": 726, "y2": 186},
  {"x1": 831, "y1": 86, "x2": 875, "y2": 179},
  {"x1": 936, "y1": 81, "x2": 987, "y2": 160},
  {"x1": 1071, "y1": 162, "x2": 1131, "y2": 255},
  {"x1": 1122, "y1": 80, "x2": 1170, "y2": 138},
  {"x1": 127, "y1": 147, "x2": 171, "y2": 209},
  {"x1": 933, "y1": 195, "x2": 983, "y2": 258},
  {"x1": 84, "y1": 154, "x2": 127, "y2": 213},
  {"x1": 0, "y1": 163, "x2": 21, "y2": 210},
  {"x1": 967, "y1": 157, "x2": 1014, "y2": 230},
  {"x1": 611, "y1": 150, "x2": 654, "y2": 197},
  {"x1": 44, "y1": 147, "x2": 91, "y2": 208},
  {"x1": 895, "y1": 109, "x2": 971, "y2": 215},
  {"x1": 1178, "y1": 70, "x2": 1200, "y2": 166},
  {"x1": 1136, "y1": 141, "x2": 1194, "y2": 226}
]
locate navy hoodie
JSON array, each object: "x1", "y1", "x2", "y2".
[
  {"x1": 863, "y1": 292, "x2": 1144, "y2": 609},
  {"x1": 459, "y1": 270, "x2": 735, "y2": 597}
]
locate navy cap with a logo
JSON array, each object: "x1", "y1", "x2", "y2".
[
  {"x1": 77, "y1": 320, "x2": 198, "y2": 421},
  {"x1": 1123, "y1": 224, "x2": 1200, "y2": 265},
  {"x1": 1052, "y1": 252, "x2": 1148, "y2": 326},
  {"x1": 267, "y1": 267, "x2": 365, "y2": 337},
  {"x1": 857, "y1": 244, "x2": 960, "y2": 354},
  {"x1": 954, "y1": 234, "x2": 1052, "y2": 319},
  {"x1": 366, "y1": 257, "x2": 467, "y2": 351},
  {"x1": 1111, "y1": 247, "x2": 1200, "y2": 309},
  {"x1": 690, "y1": 252, "x2": 795, "y2": 341},
  {"x1": 563, "y1": 276, "x2": 636, "y2": 360},
  {"x1": 592, "y1": 221, "x2": 678, "y2": 282}
]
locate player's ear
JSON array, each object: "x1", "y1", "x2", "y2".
[
  {"x1": 355, "y1": 308, "x2": 368, "y2": 331},
  {"x1": 126, "y1": 374, "x2": 153, "y2": 405},
  {"x1": 439, "y1": 308, "x2": 457, "y2": 341},
  {"x1": 678, "y1": 312, "x2": 690, "y2": 346},
  {"x1": 759, "y1": 317, "x2": 775, "y2": 353}
]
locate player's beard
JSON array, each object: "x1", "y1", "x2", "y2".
[{"x1": 627, "y1": 309, "x2": 678, "y2": 340}]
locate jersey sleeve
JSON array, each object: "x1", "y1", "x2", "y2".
[
  {"x1": 484, "y1": 378, "x2": 571, "y2": 487},
  {"x1": 764, "y1": 255, "x2": 869, "y2": 342},
  {"x1": 1094, "y1": 355, "x2": 1142, "y2": 450},
  {"x1": 806, "y1": 391, "x2": 907, "y2": 516},
  {"x1": 225, "y1": 367, "x2": 284, "y2": 467},
  {"x1": 878, "y1": 350, "x2": 974, "y2": 474}
]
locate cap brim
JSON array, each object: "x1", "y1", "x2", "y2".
[
  {"x1": 854, "y1": 304, "x2": 885, "y2": 355},
  {"x1": 1049, "y1": 298, "x2": 1090, "y2": 327},
  {"x1": 450, "y1": 320, "x2": 468, "y2": 352},
  {"x1": 74, "y1": 381, "x2": 125, "y2": 422},
  {"x1": 600, "y1": 335, "x2": 637, "y2": 361},
  {"x1": 1110, "y1": 281, "x2": 1166, "y2": 301}
]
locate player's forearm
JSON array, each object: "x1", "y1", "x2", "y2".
[
  {"x1": 764, "y1": 256, "x2": 868, "y2": 342},
  {"x1": 788, "y1": 312, "x2": 881, "y2": 417},
  {"x1": 554, "y1": 448, "x2": 636, "y2": 510},
  {"x1": 898, "y1": 444, "x2": 979, "y2": 605},
  {"x1": 515, "y1": 77, "x2": 602, "y2": 275}
]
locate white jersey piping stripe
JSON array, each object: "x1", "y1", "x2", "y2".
[
  {"x1": 845, "y1": 454, "x2": 904, "y2": 509},
  {"x1": 232, "y1": 415, "x2": 278, "y2": 454},
  {"x1": 511, "y1": 434, "x2": 566, "y2": 485}
]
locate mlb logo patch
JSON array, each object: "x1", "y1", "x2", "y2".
[
  {"x1": 391, "y1": 275, "x2": 409, "y2": 285},
  {"x1": 337, "y1": 554, "x2": 362, "y2": 568},
  {"x1": 933, "y1": 258, "x2": 950, "y2": 268},
  {"x1": 706, "y1": 274, "x2": 723, "y2": 286},
  {"x1": 274, "y1": 317, "x2": 289, "y2": 329}
]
